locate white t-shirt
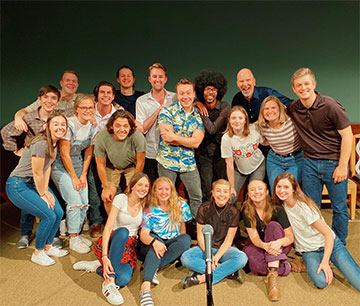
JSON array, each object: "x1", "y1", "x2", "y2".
[
  {"x1": 284, "y1": 200, "x2": 335, "y2": 252},
  {"x1": 221, "y1": 124, "x2": 264, "y2": 175},
  {"x1": 112, "y1": 193, "x2": 143, "y2": 236},
  {"x1": 64, "y1": 115, "x2": 97, "y2": 145}
]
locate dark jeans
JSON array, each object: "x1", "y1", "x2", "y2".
[
  {"x1": 96, "y1": 227, "x2": 133, "y2": 287},
  {"x1": 197, "y1": 153, "x2": 227, "y2": 203},
  {"x1": 143, "y1": 158, "x2": 159, "y2": 184},
  {"x1": 139, "y1": 233, "x2": 191, "y2": 282},
  {"x1": 87, "y1": 158, "x2": 104, "y2": 225}
]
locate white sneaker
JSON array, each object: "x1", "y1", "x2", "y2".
[
  {"x1": 59, "y1": 220, "x2": 68, "y2": 236},
  {"x1": 70, "y1": 236, "x2": 90, "y2": 254},
  {"x1": 31, "y1": 251, "x2": 55, "y2": 266},
  {"x1": 79, "y1": 235, "x2": 92, "y2": 247},
  {"x1": 73, "y1": 260, "x2": 101, "y2": 273},
  {"x1": 82, "y1": 216, "x2": 90, "y2": 231},
  {"x1": 102, "y1": 281, "x2": 124, "y2": 305},
  {"x1": 152, "y1": 271, "x2": 160, "y2": 285},
  {"x1": 46, "y1": 246, "x2": 69, "y2": 257}
]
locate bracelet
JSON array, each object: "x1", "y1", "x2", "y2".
[
  {"x1": 39, "y1": 193, "x2": 45, "y2": 197},
  {"x1": 102, "y1": 254, "x2": 108, "y2": 258},
  {"x1": 150, "y1": 238, "x2": 157, "y2": 246}
]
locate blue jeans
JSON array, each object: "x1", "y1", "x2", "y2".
[
  {"x1": 52, "y1": 155, "x2": 88, "y2": 234},
  {"x1": 96, "y1": 228, "x2": 133, "y2": 287},
  {"x1": 158, "y1": 163, "x2": 202, "y2": 219},
  {"x1": 6, "y1": 176, "x2": 63, "y2": 250},
  {"x1": 302, "y1": 158, "x2": 348, "y2": 244},
  {"x1": 266, "y1": 149, "x2": 303, "y2": 195},
  {"x1": 139, "y1": 233, "x2": 191, "y2": 282},
  {"x1": 181, "y1": 246, "x2": 248, "y2": 284},
  {"x1": 302, "y1": 236, "x2": 360, "y2": 291}
]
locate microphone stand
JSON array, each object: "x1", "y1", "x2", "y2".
[{"x1": 205, "y1": 253, "x2": 214, "y2": 306}]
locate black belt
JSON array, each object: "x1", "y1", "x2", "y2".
[{"x1": 274, "y1": 148, "x2": 302, "y2": 158}]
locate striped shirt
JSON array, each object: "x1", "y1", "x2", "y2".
[{"x1": 259, "y1": 119, "x2": 300, "y2": 155}]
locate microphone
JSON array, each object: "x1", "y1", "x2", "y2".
[{"x1": 202, "y1": 224, "x2": 214, "y2": 266}]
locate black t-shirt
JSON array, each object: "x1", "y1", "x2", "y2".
[
  {"x1": 114, "y1": 90, "x2": 144, "y2": 116},
  {"x1": 197, "y1": 200, "x2": 240, "y2": 249},
  {"x1": 243, "y1": 206, "x2": 290, "y2": 241}
]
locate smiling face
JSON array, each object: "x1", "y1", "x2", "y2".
[
  {"x1": 155, "y1": 180, "x2": 172, "y2": 205},
  {"x1": 275, "y1": 178, "x2": 295, "y2": 203},
  {"x1": 76, "y1": 98, "x2": 95, "y2": 123},
  {"x1": 98, "y1": 85, "x2": 115, "y2": 106},
  {"x1": 117, "y1": 67, "x2": 135, "y2": 90},
  {"x1": 292, "y1": 74, "x2": 317, "y2": 103},
  {"x1": 148, "y1": 67, "x2": 167, "y2": 92},
  {"x1": 131, "y1": 177, "x2": 150, "y2": 199},
  {"x1": 39, "y1": 92, "x2": 60, "y2": 113},
  {"x1": 263, "y1": 100, "x2": 280, "y2": 123},
  {"x1": 236, "y1": 69, "x2": 256, "y2": 98},
  {"x1": 60, "y1": 72, "x2": 79, "y2": 96},
  {"x1": 49, "y1": 115, "x2": 67, "y2": 141},
  {"x1": 177, "y1": 84, "x2": 195, "y2": 113},
  {"x1": 112, "y1": 117, "x2": 131, "y2": 141},
  {"x1": 212, "y1": 183, "x2": 231, "y2": 207},
  {"x1": 248, "y1": 180, "x2": 268, "y2": 205},
  {"x1": 229, "y1": 110, "x2": 246, "y2": 134},
  {"x1": 203, "y1": 85, "x2": 218, "y2": 104}
]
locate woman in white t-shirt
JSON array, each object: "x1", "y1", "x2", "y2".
[
  {"x1": 221, "y1": 106, "x2": 265, "y2": 202},
  {"x1": 273, "y1": 172, "x2": 360, "y2": 291},
  {"x1": 51, "y1": 94, "x2": 98, "y2": 254},
  {"x1": 73, "y1": 172, "x2": 151, "y2": 305}
]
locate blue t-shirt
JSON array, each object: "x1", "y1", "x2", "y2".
[{"x1": 141, "y1": 200, "x2": 192, "y2": 239}]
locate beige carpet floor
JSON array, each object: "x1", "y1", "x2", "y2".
[{"x1": 1, "y1": 198, "x2": 359, "y2": 306}]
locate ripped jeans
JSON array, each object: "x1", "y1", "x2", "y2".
[{"x1": 51, "y1": 155, "x2": 88, "y2": 234}]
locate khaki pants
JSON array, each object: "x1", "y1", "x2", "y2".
[{"x1": 105, "y1": 166, "x2": 135, "y2": 188}]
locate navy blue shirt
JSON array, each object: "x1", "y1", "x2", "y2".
[
  {"x1": 114, "y1": 90, "x2": 144, "y2": 116},
  {"x1": 231, "y1": 86, "x2": 293, "y2": 123}
]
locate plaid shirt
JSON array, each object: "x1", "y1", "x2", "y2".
[{"x1": 1, "y1": 108, "x2": 72, "y2": 151}]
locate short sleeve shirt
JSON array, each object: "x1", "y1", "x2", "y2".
[
  {"x1": 196, "y1": 201, "x2": 240, "y2": 249},
  {"x1": 221, "y1": 124, "x2": 264, "y2": 175},
  {"x1": 141, "y1": 200, "x2": 192, "y2": 239},
  {"x1": 94, "y1": 129, "x2": 146, "y2": 169},
  {"x1": 156, "y1": 102, "x2": 204, "y2": 172},
  {"x1": 243, "y1": 206, "x2": 290, "y2": 241},
  {"x1": 10, "y1": 139, "x2": 57, "y2": 177}
]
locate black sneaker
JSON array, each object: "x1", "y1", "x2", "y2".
[
  {"x1": 181, "y1": 272, "x2": 200, "y2": 289},
  {"x1": 227, "y1": 269, "x2": 245, "y2": 284}
]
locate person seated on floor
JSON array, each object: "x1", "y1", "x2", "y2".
[
  {"x1": 138, "y1": 177, "x2": 192, "y2": 306},
  {"x1": 73, "y1": 173, "x2": 151, "y2": 305},
  {"x1": 273, "y1": 172, "x2": 360, "y2": 291},
  {"x1": 180, "y1": 179, "x2": 248, "y2": 289},
  {"x1": 1, "y1": 85, "x2": 69, "y2": 249},
  {"x1": 242, "y1": 179, "x2": 294, "y2": 301},
  {"x1": 257, "y1": 96, "x2": 303, "y2": 193},
  {"x1": 221, "y1": 106, "x2": 265, "y2": 204},
  {"x1": 51, "y1": 94, "x2": 98, "y2": 254},
  {"x1": 94, "y1": 110, "x2": 146, "y2": 215},
  {"x1": 5, "y1": 113, "x2": 69, "y2": 266}
]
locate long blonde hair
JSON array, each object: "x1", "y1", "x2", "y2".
[
  {"x1": 242, "y1": 181, "x2": 277, "y2": 228},
  {"x1": 25, "y1": 112, "x2": 67, "y2": 159},
  {"x1": 149, "y1": 177, "x2": 184, "y2": 225},
  {"x1": 258, "y1": 95, "x2": 289, "y2": 126},
  {"x1": 223, "y1": 106, "x2": 250, "y2": 138},
  {"x1": 273, "y1": 172, "x2": 321, "y2": 215}
]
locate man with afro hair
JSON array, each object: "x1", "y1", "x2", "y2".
[{"x1": 194, "y1": 70, "x2": 230, "y2": 202}]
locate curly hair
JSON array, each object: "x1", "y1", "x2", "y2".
[
  {"x1": 148, "y1": 177, "x2": 184, "y2": 225},
  {"x1": 194, "y1": 69, "x2": 228, "y2": 103},
  {"x1": 105, "y1": 110, "x2": 136, "y2": 137}
]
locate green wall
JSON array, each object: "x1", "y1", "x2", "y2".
[{"x1": 1, "y1": 1, "x2": 359, "y2": 125}]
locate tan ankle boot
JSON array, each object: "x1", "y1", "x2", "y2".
[{"x1": 267, "y1": 270, "x2": 280, "y2": 301}]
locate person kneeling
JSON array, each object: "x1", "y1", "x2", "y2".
[{"x1": 180, "y1": 179, "x2": 248, "y2": 288}]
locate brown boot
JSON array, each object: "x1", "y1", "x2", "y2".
[
  {"x1": 90, "y1": 224, "x2": 102, "y2": 238},
  {"x1": 267, "y1": 269, "x2": 280, "y2": 301}
]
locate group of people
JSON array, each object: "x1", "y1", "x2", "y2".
[{"x1": 2, "y1": 63, "x2": 359, "y2": 305}]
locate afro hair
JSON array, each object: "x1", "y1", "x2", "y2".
[{"x1": 194, "y1": 69, "x2": 228, "y2": 103}]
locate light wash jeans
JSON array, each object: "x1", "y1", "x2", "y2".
[
  {"x1": 180, "y1": 246, "x2": 248, "y2": 284},
  {"x1": 302, "y1": 236, "x2": 360, "y2": 291},
  {"x1": 302, "y1": 158, "x2": 348, "y2": 244},
  {"x1": 266, "y1": 149, "x2": 303, "y2": 195},
  {"x1": 6, "y1": 176, "x2": 63, "y2": 250},
  {"x1": 158, "y1": 163, "x2": 202, "y2": 219},
  {"x1": 51, "y1": 155, "x2": 88, "y2": 234}
]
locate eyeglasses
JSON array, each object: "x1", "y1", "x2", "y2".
[
  {"x1": 204, "y1": 87, "x2": 218, "y2": 92},
  {"x1": 78, "y1": 106, "x2": 95, "y2": 111}
]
